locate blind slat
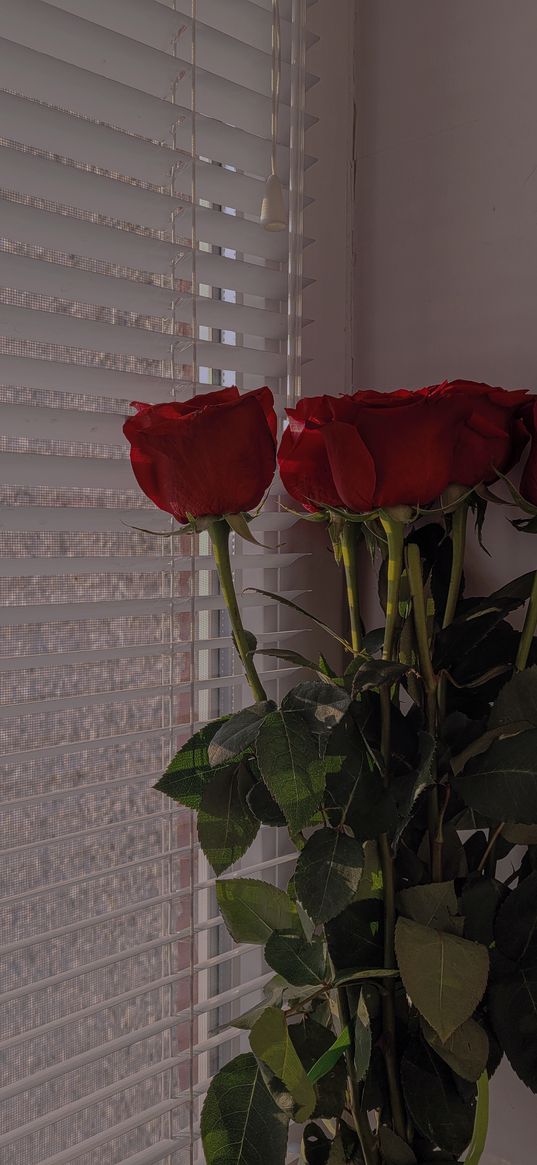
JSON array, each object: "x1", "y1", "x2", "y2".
[
  {"x1": 0, "y1": 589, "x2": 305, "y2": 626},
  {"x1": 1, "y1": 148, "x2": 292, "y2": 259},
  {"x1": 0, "y1": 628, "x2": 304, "y2": 674},
  {"x1": 0, "y1": 310, "x2": 287, "y2": 374},
  {"x1": 0, "y1": 201, "x2": 296, "y2": 296},
  {"x1": 33, "y1": 1108, "x2": 186, "y2": 1165},
  {"x1": 0, "y1": 39, "x2": 306, "y2": 177},
  {"x1": 2, "y1": 666, "x2": 296, "y2": 719},
  {"x1": 0, "y1": 91, "x2": 288, "y2": 216},
  {"x1": 0, "y1": 0, "x2": 313, "y2": 129},
  {"x1": 0, "y1": 552, "x2": 302, "y2": 576},
  {"x1": 0, "y1": 506, "x2": 297, "y2": 532},
  {"x1": 0, "y1": 254, "x2": 289, "y2": 338}
]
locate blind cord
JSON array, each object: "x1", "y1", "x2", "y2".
[{"x1": 261, "y1": 0, "x2": 287, "y2": 231}]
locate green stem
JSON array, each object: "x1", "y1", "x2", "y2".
[
  {"x1": 208, "y1": 518, "x2": 268, "y2": 704},
  {"x1": 516, "y1": 570, "x2": 537, "y2": 671},
  {"x1": 406, "y1": 543, "x2": 438, "y2": 702},
  {"x1": 379, "y1": 515, "x2": 405, "y2": 767},
  {"x1": 335, "y1": 985, "x2": 380, "y2": 1165},
  {"x1": 442, "y1": 502, "x2": 469, "y2": 629},
  {"x1": 479, "y1": 821, "x2": 505, "y2": 877},
  {"x1": 377, "y1": 515, "x2": 407, "y2": 1142},
  {"x1": 439, "y1": 502, "x2": 469, "y2": 720},
  {"x1": 380, "y1": 515, "x2": 405, "y2": 663},
  {"x1": 465, "y1": 1072, "x2": 489, "y2": 1165},
  {"x1": 406, "y1": 542, "x2": 441, "y2": 880},
  {"x1": 341, "y1": 521, "x2": 363, "y2": 654}
]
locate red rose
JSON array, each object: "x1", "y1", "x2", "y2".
[
  {"x1": 278, "y1": 387, "x2": 469, "y2": 512},
  {"x1": 124, "y1": 386, "x2": 276, "y2": 522},
  {"x1": 520, "y1": 398, "x2": 537, "y2": 506},
  {"x1": 431, "y1": 380, "x2": 528, "y2": 487}
]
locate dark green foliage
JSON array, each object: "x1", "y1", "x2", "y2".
[
  {"x1": 200, "y1": 1053, "x2": 288, "y2": 1165},
  {"x1": 246, "y1": 775, "x2": 287, "y2": 825},
  {"x1": 281, "y1": 680, "x2": 351, "y2": 745},
  {"x1": 324, "y1": 714, "x2": 397, "y2": 840},
  {"x1": 264, "y1": 930, "x2": 328, "y2": 987},
  {"x1": 198, "y1": 761, "x2": 259, "y2": 874},
  {"x1": 488, "y1": 872, "x2": 537, "y2": 1091},
  {"x1": 154, "y1": 532, "x2": 537, "y2": 1165},
  {"x1": 154, "y1": 718, "x2": 230, "y2": 807},
  {"x1": 325, "y1": 899, "x2": 384, "y2": 973},
  {"x1": 401, "y1": 1038, "x2": 476, "y2": 1157},
  {"x1": 289, "y1": 1018, "x2": 347, "y2": 1118},
  {"x1": 454, "y1": 729, "x2": 537, "y2": 823},
  {"x1": 295, "y1": 828, "x2": 364, "y2": 924},
  {"x1": 255, "y1": 708, "x2": 327, "y2": 832},
  {"x1": 208, "y1": 700, "x2": 276, "y2": 766},
  {"x1": 460, "y1": 877, "x2": 505, "y2": 947}
]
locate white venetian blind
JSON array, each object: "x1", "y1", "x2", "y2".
[{"x1": 0, "y1": 1, "x2": 317, "y2": 1163}]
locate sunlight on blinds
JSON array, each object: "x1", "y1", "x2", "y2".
[{"x1": 0, "y1": 0, "x2": 318, "y2": 1161}]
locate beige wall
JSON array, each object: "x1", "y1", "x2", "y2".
[{"x1": 354, "y1": 2, "x2": 537, "y2": 1159}]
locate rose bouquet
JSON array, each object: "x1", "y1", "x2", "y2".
[{"x1": 124, "y1": 380, "x2": 537, "y2": 1165}]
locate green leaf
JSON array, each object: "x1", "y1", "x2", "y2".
[
  {"x1": 494, "y1": 870, "x2": 537, "y2": 962},
  {"x1": 250, "y1": 1006, "x2": 316, "y2": 1122},
  {"x1": 201, "y1": 1052, "x2": 288, "y2": 1165},
  {"x1": 348, "y1": 657, "x2": 409, "y2": 695},
  {"x1": 208, "y1": 701, "x2": 276, "y2": 767},
  {"x1": 333, "y1": 967, "x2": 399, "y2": 986},
  {"x1": 225, "y1": 510, "x2": 269, "y2": 546},
  {"x1": 197, "y1": 762, "x2": 259, "y2": 875},
  {"x1": 154, "y1": 718, "x2": 229, "y2": 808},
  {"x1": 282, "y1": 681, "x2": 351, "y2": 744},
  {"x1": 289, "y1": 1018, "x2": 347, "y2": 1118},
  {"x1": 255, "y1": 710, "x2": 327, "y2": 833},
  {"x1": 246, "y1": 778, "x2": 287, "y2": 826},
  {"x1": 434, "y1": 572, "x2": 536, "y2": 671},
  {"x1": 454, "y1": 728, "x2": 537, "y2": 823},
  {"x1": 245, "y1": 587, "x2": 354, "y2": 653},
  {"x1": 301, "y1": 1122, "x2": 331, "y2": 1165},
  {"x1": 353, "y1": 840, "x2": 384, "y2": 902},
  {"x1": 379, "y1": 1126, "x2": 417, "y2": 1165},
  {"x1": 354, "y1": 989, "x2": 372, "y2": 1081},
  {"x1": 503, "y1": 822, "x2": 537, "y2": 844},
  {"x1": 326, "y1": 899, "x2": 383, "y2": 973},
  {"x1": 306, "y1": 1024, "x2": 351, "y2": 1085},
  {"x1": 421, "y1": 1017, "x2": 489, "y2": 1083},
  {"x1": 232, "y1": 976, "x2": 290, "y2": 1030},
  {"x1": 393, "y1": 732, "x2": 436, "y2": 847},
  {"x1": 461, "y1": 877, "x2": 505, "y2": 947},
  {"x1": 401, "y1": 1037, "x2": 476, "y2": 1157},
  {"x1": 490, "y1": 964, "x2": 537, "y2": 1091},
  {"x1": 255, "y1": 648, "x2": 330, "y2": 676},
  {"x1": 264, "y1": 930, "x2": 328, "y2": 987},
  {"x1": 397, "y1": 881, "x2": 464, "y2": 936},
  {"x1": 395, "y1": 917, "x2": 489, "y2": 1041},
  {"x1": 294, "y1": 828, "x2": 364, "y2": 925},
  {"x1": 216, "y1": 878, "x2": 299, "y2": 944},
  {"x1": 232, "y1": 1002, "x2": 273, "y2": 1032},
  {"x1": 489, "y1": 665, "x2": 537, "y2": 732},
  {"x1": 318, "y1": 652, "x2": 337, "y2": 678},
  {"x1": 512, "y1": 513, "x2": 537, "y2": 533},
  {"x1": 324, "y1": 722, "x2": 397, "y2": 841},
  {"x1": 326, "y1": 1134, "x2": 347, "y2": 1164}
]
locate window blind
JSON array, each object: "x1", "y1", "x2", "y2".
[{"x1": 0, "y1": 1, "x2": 317, "y2": 1163}]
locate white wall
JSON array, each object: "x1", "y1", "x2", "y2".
[{"x1": 354, "y1": 2, "x2": 537, "y2": 1158}]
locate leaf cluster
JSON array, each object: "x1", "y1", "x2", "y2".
[{"x1": 154, "y1": 523, "x2": 537, "y2": 1164}]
